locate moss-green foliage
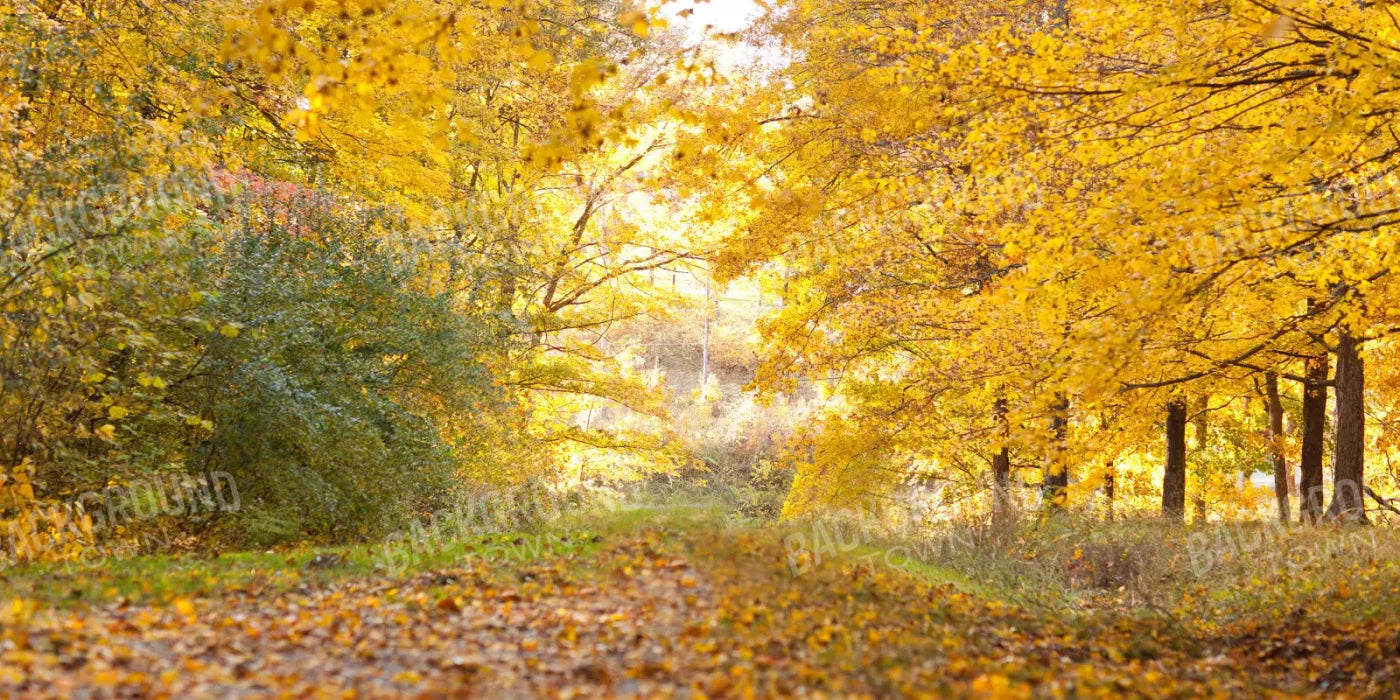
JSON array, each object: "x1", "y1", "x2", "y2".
[{"x1": 177, "y1": 181, "x2": 503, "y2": 544}]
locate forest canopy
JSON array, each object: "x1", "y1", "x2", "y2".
[{"x1": 6, "y1": 0, "x2": 1400, "y2": 554}]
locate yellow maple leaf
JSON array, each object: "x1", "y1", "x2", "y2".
[{"x1": 619, "y1": 9, "x2": 648, "y2": 37}]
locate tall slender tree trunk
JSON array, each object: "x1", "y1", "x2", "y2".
[
  {"x1": 1103, "y1": 462, "x2": 1116, "y2": 521},
  {"x1": 1264, "y1": 372, "x2": 1290, "y2": 523},
  {"x1": 1100, "y1": 412, "x2": 1116, "y2": 521},
  {"x1": 1299, "y1": 352, "x2": 1329, "y2": 523},
  {"x1": 1163, "y1": 397, "x2": 1187, "y2": 520},
  {"x1": 1044, "y1": 395, "x2": 1069, "y2": 510},
  {"x1": 1191, "y1": 395, "x2": 1209, "y2": 522},
  {"x1": 1326, "y1": 332, "x2": 1367, "y2": 523},
  {"x1": 992, "y1": 397, "x2": 1012, "y2": 519}
]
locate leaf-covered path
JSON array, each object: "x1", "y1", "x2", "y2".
[{"x1": 3, "y1": 517, "x2": 1396, "y2": 697}]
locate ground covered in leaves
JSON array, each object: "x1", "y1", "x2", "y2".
[{"x1": 3, "y1": 510, "x2": 1399, "y2": 697}]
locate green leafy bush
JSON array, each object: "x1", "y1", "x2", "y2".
[{"x1": 174, "y1": 178, "x2": 503, "y2": 545}]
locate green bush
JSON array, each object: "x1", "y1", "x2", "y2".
[{"x1": 174, "y1": 179, "x2": 503, "y2": 544}]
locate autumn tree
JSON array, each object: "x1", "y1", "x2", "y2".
[{"x1": 705, "y1": 0, "x2": 1400, "y2": 523}]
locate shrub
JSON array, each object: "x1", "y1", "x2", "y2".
[{"x1": 175, "y1": 179, "x2": 503, "y2": 544}]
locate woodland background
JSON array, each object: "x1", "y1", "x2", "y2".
[{"x1": 5, "y1": 0, "x2": 1400, "y2": 694}]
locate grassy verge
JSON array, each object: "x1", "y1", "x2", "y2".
[
  {"x1": 0, "y1": 493, "x2": 749, "y2": 608},
  {"x1": 771, "y1": 511, "x2": 1400, "y2": 629},
  {"x1": 0, "y1": 529, "x2": 606, "y2": 608}
]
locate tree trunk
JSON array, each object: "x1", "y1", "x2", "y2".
[
  {"x1": 1325, "y1": 332, "x2": 1367, "y2": 523},
  {"x1": 1191, "y1": 394, "x2": 1209, "y2": 522},
  {"x1": 1298, "y1": 352, "x2": 1328, "y2": 523},
  {"x1": 1264, "y1": 372, "x2": 1290, "y2": 524},
  {"x1": 1044, "y1": 395, "x2": 1069, "y2": 510},
  {"x1": 1103, "y1": 463, "x2": 1116, "y2": 521},
  {"x1": 992, "y1": 397, "x2": 1012, "y2": 519},
  {"x1": 1163, "y1": 398, "x2": 1187, "y2": 520}
]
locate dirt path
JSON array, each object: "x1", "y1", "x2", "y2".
[{"x1": 1, "y1": 527, "x2": 1393, "y2": 697}]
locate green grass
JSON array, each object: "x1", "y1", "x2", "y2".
[
  {"x1": 0, "y1": 492, "x2": 743, "y2": 609},
  {"x1": 549, "y1": 498, "x2": 749, "y2": 536},
  {"x1": 0, "y1": 529, "x2": 605, "y2": 608}
]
